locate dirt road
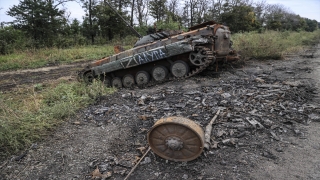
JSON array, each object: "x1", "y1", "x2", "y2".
[
  {"x1": 0, "y1": 62, "x2": 84, "y2": 91},
  {"x1": 0, "y1": 45, "x2": 319, "y2": 180}
]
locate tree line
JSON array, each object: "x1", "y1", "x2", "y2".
[{"x1": 0, "y1": 0, "x2": 319, "y2": 55}]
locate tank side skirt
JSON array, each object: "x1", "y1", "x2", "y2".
[{"x1": 92, "y1": 40, "x2": 194, "y2": 76}]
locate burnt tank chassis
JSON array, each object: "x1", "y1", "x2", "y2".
[
  {"x1": 78, "y1": 21, "x2": 239, "y2": 88},
  {"x1": 78, "y1": 21, "x2": 239, "y2": 162}
]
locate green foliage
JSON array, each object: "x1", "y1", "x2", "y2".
[
  {"x1": 80, "y1": 0, "x2": 134, "y2": 43},
  {"x1": 94, "y1": 2, "x2": 131, "y2": 41},
  {"x1": 6, "y1": 0, "x2": 66, "y2": 46},
  {"x1": 232, "y1": 30, "x2": 320, "y2": 60},
  {"x1": 0, "y1": 26, "x2": 27, "y2": 55},
  {"x1": 0, "y1": 80, "x2": 115, "y2": 158},
  {"x1": 135, "y1": 20, "x2": 186, "y2": 36},
  {"x1": 305, "y1": 18, "x2": 318, "y2": 32},
  {"x1": 156, "y1": 20, "x2": 185, "y2": 31},
  {"x1": 221, "y1": 5, "x2": 260, "y2": 32},
  {"x1": 135, "y1": 25, "x2": 150, "y2": 36},
  {"x1": 149, "y1": 0, "x2": 167, "y2": 22}
]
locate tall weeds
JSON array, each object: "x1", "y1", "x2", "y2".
[
  {"x1": 232, "y1": 30, "x2": 320, "y2": 60},
  {"x1": 0, "y1": 80, "x2": 115, "y2": 158}
]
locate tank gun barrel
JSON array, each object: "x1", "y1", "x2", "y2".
[{"x1": 105, "y1": 1, "x2": 142, "y2": 38}]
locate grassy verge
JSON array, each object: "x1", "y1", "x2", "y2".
[
  {"x1": 0, "y1": 45, "x2": 132, "y2": 72},
  {"x1": 232, "y1": 30, "x2": 320, "y2": 60},
  {"x1": 0, "y1": 80, "x2": 115, "y2": 158}
]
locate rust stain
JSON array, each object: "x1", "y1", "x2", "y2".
[{"x1": 114, "y1": 45, "x2": 125, "y2": 54}]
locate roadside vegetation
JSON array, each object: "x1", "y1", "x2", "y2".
[
  {"x1": 0, "y1": 42, "x2": 134, "y2": 72},
  {"x1": 0, "y1": 80, "x2": 115, "y2": 158},
  {"x1": 233, "y1": 29, "x2": 320, "y2": 60}
]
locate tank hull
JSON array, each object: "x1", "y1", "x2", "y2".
[{"x1": 78, "y1": 21, "x2": 239, "y2": 86}]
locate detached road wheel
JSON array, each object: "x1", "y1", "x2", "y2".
[
  {"x1": 152, "y1": 66, "x2": 168, "y2": 81},
  {"x1": 135, "y1": 71, "x2": 150, "y2": 85},
  {"x1": 171, "y1": 60, "x2": 189, "y2": 78},
  {"x1": 111, "y1": 77, "x2": 122, "y2": 88},
  {"x1": 148, "y1": 116, "x2": 205, "y2": 162}
]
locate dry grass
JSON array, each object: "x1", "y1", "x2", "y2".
[
  {"x1": 232, "y1": 30, "x2": 320, "y2": 60},
  {"x1": 0, "y1": 45, "x2": 131, "y2": 72},
  {"x1": 0, "y1": 79, "x2": 115, "y2": 159}
]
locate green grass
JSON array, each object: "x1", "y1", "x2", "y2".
[
  {"x1": 0, "y1": 80, "x2": 115, "y2": 159},
  {"x1": 232, "y1": 30, "x2": 320, "y2": 60},
  {"x1": 0, "y1": 45, "x2": 131, "y2": 72}
]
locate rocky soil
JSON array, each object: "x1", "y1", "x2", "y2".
[{"x1": 0, "y1": 45, "x2": 320, "y2": 180}]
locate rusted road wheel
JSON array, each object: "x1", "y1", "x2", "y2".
[
  {"x1": 111, "y1": 77, "x2": 122, "y2": 88},
  {"x1": 189, "y1": 48, "x2": 208, "y2": 66},
  {"x1": 152, "y1": 66, "x2": 168, "y2": 81},
  {"x1": 148, "y1": 116, "x2": 204, "y2": 162},
  {"x1": 135, "y1": 71, "x2": 150, "y2": 85},
  {"x1": 122, "y1": 74, "x2": 135, "y2": 88},
  {"x1": 171, "y1": 61, "x2": 189, "y2": 78}
]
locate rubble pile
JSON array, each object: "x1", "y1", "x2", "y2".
[{"x1": 81, "y1": 73, "x2": 319, "y2": 179}]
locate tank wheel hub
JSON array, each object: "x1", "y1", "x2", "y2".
[
  {"x1": 152, "y1": 66, "x2": 168, "y2": 81},
  {"x1": 84, "y1": 72, "x2": 94, "y2": 83},
  {"x1": 136, "y1": 71, "x2": 150, "y2": 85},
  {"x1": 111, "y1": 77, "x2": 123, "y2": 88},
  {"x1": 148, "y1": 116, "x2": 205, "y2": 162},
  {"x1": 165, "y1": 137, "x2": 183, "y2": 151},
  {"x1": 171, "y1": 60, "x2": 189, "y2": 78},
  {"x1": 156, "y1": 72, "x2": 162, "y2": 78},
  {"x1": 122, "y1": 74, "x2": 135, "y2": 88}
]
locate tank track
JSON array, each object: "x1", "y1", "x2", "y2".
[{"x1": 143, "y1": 46, "x2": 214, "y2": 88}]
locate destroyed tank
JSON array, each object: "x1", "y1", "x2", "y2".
[
  {"x1": 78, "y1": 20, "x2": 239, "y2": 88},
  {"x1": 77, "y1": 3, "x2": 239, "y2": 162}
]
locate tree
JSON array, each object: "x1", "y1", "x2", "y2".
[
  {"x1": 220, "y1": 5, "x2": 259, "y2": 32},
  {"x1": 130, "y1": 0, "x2": 135, "y2": 26},
  {"x1": 6, "y1": 0, "x2": 68, "y2": 47},
  {"x1": 135, "y1": 0, "x2": 149, "y2": 26},
  {"x1": 166, "y1": 0, "x2": 181, "y2": 23},
  {"x1": 182, "y1": 0, "x2": 208, "y2": 27},
  {"x1": 186, "y1": 0, "x2": 197, "y2": 26},
  {"x1": 94, "y1": 0, "x2": 132, "y2": 41},
  {"x1": 80, "y1": 0, "x2": 99, "y2": 44},
  {"x1": 305, "y1": 18, "x2": 318, "y2": 32},
  {"x1": 253, "y1": 0, "x2": 267, "y2": 27},
  {"x1": 149, "y1": 0, "x2": 167, "y2": 22},
  {"x1": 264, "y1": 4, "x2": 289, "y2": 30}
]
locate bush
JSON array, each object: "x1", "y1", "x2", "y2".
[
  {"x1": 0, "y1": 40, "x2": 12, "y2": 55},
  {"x1": 0, "y1": 26, "x2": 27, "y2": 54}
]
